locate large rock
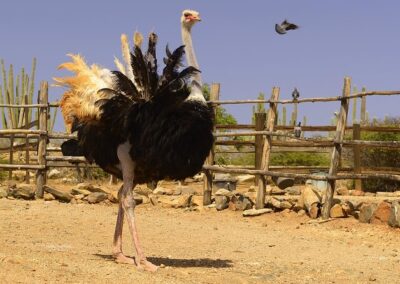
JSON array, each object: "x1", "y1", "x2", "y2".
[
  {"x1": 298, "y1": 185, "x2": 321, "y2": 218},
  {"x1": 43, "y1": 192, "x2": 56, "y2": 201},
  {"x1": 153, "y1": 187, "x2": 167, "y2": 195},
  {"x1": 228, "y1": 194, "x2": 253, "y2": 211},
  {"x1": 86, "y1": 192, "x2": 108, "y2": 204},
  {"x1": 48, "y1": 169, "x2": 61, "y2": 179},
  {"x1": 44, "y1": 186, "x2": 73, "y2": 202},
  {"x1": 330, "y1": 203, "x2": 346, "y2": 218},
  {"x1": 285, "y1": 186, "x2": 302, "y2": 196},
  {"x1": 342, "y1": 201, "x2": 355, "y2": 216},
  {"x1": 157, "y1": 195, "x2": 192, "y2": 208},
  {"x1": 359, "y1": 203, "x2": 378, "y2": 223},
  {"x1": 134, "y1": 186, "x2": 153, "y2": 197},
  {"x1": 370, "y1": 201, "x2": 392, "y2": 225},
  {"x1": 71, "y1": 188, "x2": 92, "y2": 196},
  {"x1": 388, "y1": 201, "x2": 400, "y2": 228},
  {"x1": 215, "y1": 188, "x2": 234, "y2": 197},
  {"x1": 10, "y1": 184, "x2": 36, "y2": 200},
  {"x1": 172, "y1": 194, "x2": 192, "y2": 208},
  {"x1": 215, "y1": 195, "x2": 229, "y2": 211},
  {"x1": 76, "y1": 183, "x2": 109, "y2": 194},
  {"x1": 176, "y1": 185, "x2": 198, "y2": 196},
  {"x1": 243, "y1": 192, "x2": 256, "y2": 204}
]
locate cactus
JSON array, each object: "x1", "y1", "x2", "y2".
[
  {"x1": 352, "y1": 86, "x2": 358, "y2": 124},
  {"x1": 282, "y1": 106, "x2": 287, "y2": 126},
  {"x1": 360, "y1": 87, "x2": 367, "y2": 125},
  {"x1": 0, "y1": 58, "x2": 38, "y2": 129}
]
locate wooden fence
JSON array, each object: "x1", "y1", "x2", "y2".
[
  {"x1": 203, "y1": 77, "x2": 400, "y2": 219},
  {"x1": 0, "y1": 78, "x2": 399, "y2": 219}
]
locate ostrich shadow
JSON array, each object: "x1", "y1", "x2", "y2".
[{"x1": 94, "y1": 254, "x2": 233, "y2": 268}]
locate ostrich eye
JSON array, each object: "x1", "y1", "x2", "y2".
[{"x1": 184, "y1": 13, "x2": 191, "y2": 17}]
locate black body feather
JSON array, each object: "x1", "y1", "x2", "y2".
[{"x1": 62, "y1": 33, "x2": 214, "y2": 183}]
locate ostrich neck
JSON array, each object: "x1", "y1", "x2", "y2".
[{"x1": 181, "y1": 24, "x2": 202, "y2": 86}]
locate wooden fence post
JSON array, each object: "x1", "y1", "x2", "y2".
[
  {"x1": 25, "y1": 95, "x2": 30, "y2": 183},
  {"x1": 254, "y1": 112, "x2": 266, "y2": 185},
  {"x1": 35, "y1": 81, "x2": 48, "y2": 198},
  {"x1": 256, "y1": 87, "x2": 280, "y2": 209},
  {"x1": 353, "y1": 123, "x2": 362, "y2": 191},
  {"x1": 8, "y1": 134, "x2": 14, "y2": 179},
  {"x1": 321, "y1": 77, "x2": 351, "y2": 219},
  {"x1": 203, "y1": 83, "x2": 220, "y2": 205}
]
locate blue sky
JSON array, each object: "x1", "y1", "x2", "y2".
[{"x1": 1, "y1": 0, "x2": 400, "y2": 129}]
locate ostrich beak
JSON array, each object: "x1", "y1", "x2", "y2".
[{"x1": 192, "y1": 15, "x2": 201, "y2": 21}]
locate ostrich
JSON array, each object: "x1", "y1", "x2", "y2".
[{"x1": 55, "y1": 10, "x2": 212, "y2": 272}]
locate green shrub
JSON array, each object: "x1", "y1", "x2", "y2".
[{"x1": 361, "y1": 117, "x2": 400, "y2": 192}]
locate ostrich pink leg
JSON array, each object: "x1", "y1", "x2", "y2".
[
  {"x1": 117, "y1": 142, "x2": 158, "y2": 272},
  {"x1": 112, "y1": 202, "x2": 135, "y2": 264}
]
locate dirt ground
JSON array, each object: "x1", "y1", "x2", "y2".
[{"x1": 1, "y1": 182, "x2": 400, "y2": 284}]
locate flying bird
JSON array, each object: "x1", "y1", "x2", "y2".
[
  {"x1": 275, "y1": 20, "x2": 299, "y2": 35},
  {"x1": 54, "y1": 10, "x2": 212, "y2": 272}
]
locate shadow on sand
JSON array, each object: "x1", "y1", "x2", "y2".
[{"x1": 94, "y1": 254, "x2": 233, "y2": 268}]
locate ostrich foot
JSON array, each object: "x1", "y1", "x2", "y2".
[
  {"x1": 113, "y1": 253, "x2": 135, "y2": 265},
  {"x1": 136, "y1": 258, "x2": 159, "y2": 272}
]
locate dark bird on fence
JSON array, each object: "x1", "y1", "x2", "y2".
[
  {"x1": 294, "y1": 121, "x2": 302, "y2": 138},
  {"x1": 292, "y1": 87, "x2": 300, "y2": 101},
  {"x1": 54, "y1": 10, "x2": 213, "y2": 272},
  {"x1": 275, "y1": 20, "x2": 299, "y2": 35}
]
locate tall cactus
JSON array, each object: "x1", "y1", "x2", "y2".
[
  {"x1": 282, "y1": 106, "x2": 287, "y2": 126},
  {"x1": 352, "y1": 86, "x2": 358, "y2": 124},
  {"x1": 0, "y1": 58, "x2": 38, "y2": 129},
  {"x1": 360, "y1": 87, "x2": 367, "y2": 125}
]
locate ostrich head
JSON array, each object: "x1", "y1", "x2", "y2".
[{"x1": 181, "y1": 9, "x2": 201, "y2": 29}]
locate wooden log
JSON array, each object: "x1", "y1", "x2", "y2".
[
  {"x1": 256, "y1": 87, "x2": 279, "y2": 209},
  {"x1": 341, "y1": 140, "x2": 400, "y2": 148},
  {"x1": 48, "y1": 133, "x2": 77, "y2": 139},
  {"x1": 0, "y1": 103, "x2": 47, "y2": 108},
  {"x1": 203, "y1": 165, "x2": 400, "y2": 182},
  {"x1": 216, "y1": 124, "x2": 254, "y2": 129},
  {"x1": 0, "y1": 164, "x2": 45, "y2": 170},
  {"x1": 203, "y1": 165, "x2": 328, "y2": 180},
  {"x1": 46, "y1": 156, "x2": 87, "y2": 162},
  {"x1": 254, "y1": 113, "x2": 266, "y2": 185},
  {"x1": 322, "y1": 77, "x2": 351, "y2": 219},
  {"x1": 210, "y1": 90, "x2": 400, "y2": 106},
  {"x1": 217, "y1": 124, "x2": 400, "y2": 133},
  {"x1": 35, "y1": 81, "x2": 48, "y2": 198},
  {"x1": 353, "y1": 123, "x2": 362, "y2": 191},
  {"x1": 0, "y1": 129, "x2": 45, "y2": 135},
  {"x1": 203, "y1": 83, "x2": 220, "y2": 205}
]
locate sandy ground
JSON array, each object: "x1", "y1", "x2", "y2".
[{"x1": 0, "y1": 193, "x2": 400, "y2": 284}]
